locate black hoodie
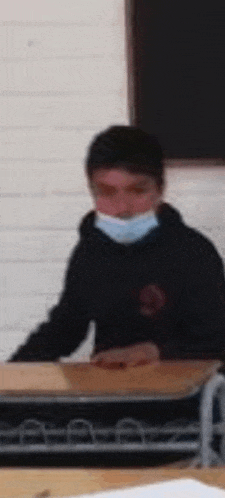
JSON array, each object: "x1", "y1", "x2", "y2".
[{"x1": 10, "y1": 203, "x2": 225, "y2": 363}]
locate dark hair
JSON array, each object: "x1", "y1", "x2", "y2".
[{"x1": 85, "y1": 125, "x2": 164, "y2": 190}]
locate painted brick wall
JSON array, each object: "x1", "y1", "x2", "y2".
[
  {"x1": 165, "y1": 161, "x2": 225, "y2": 265},
  {"x1": 1, "y1": 0, "x2": 129, "y2": 361}
]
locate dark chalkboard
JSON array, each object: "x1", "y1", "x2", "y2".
[{"x1": 129, "y1": 0, "x2": 225, "y2": 158}]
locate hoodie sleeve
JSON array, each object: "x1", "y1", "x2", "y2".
[
  {"x1": 161, "y1": 238, "x2": 225, "y2": 363},
  {"x1": 9, "y1": 244, "x2": 90, "y2": 362}
]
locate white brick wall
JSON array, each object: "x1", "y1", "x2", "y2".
[
  {"x1": 1, "y1": 1, "x2": 225, "y2": 362},
  {"x1": 165, "y1": 162, "x2": 225, "y2": 263},
  {"x1": 1, "y1": 0, "x2": 129, "y2": 361}
]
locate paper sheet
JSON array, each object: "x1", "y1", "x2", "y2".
[{"x1": 60, "y1": 478, "x2": 225, "y2": 498}]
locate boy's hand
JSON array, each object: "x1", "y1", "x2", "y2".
[{"x1": 91, "y1": 342, "x2": 160, "y2": 369}]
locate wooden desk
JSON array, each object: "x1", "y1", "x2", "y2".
[
  {"x1": 0, "y1": 360, "x2": 221, "y2": 399},
  {"x1": 0, "y1": 361, "x2": 223, "y2": 468},
  {"x1": 1, "y1": 466, "x2": 225, "y2": 498}
]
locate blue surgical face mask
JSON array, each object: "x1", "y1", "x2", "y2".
[{"x1": 94, "y1": 209, "x2": 159, "y2": 244}]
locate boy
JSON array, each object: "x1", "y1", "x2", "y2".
[{"x1": 10, "y1": 126, "x2": 225, "y2": 366}]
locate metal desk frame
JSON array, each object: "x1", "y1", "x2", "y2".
[{"x1": 0, "y1": 372, "x2": 225, "y2": 467}]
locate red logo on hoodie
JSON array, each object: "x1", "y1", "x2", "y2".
[{"x1": 139, "y1": 284, "x2": 167, "y2": 317}]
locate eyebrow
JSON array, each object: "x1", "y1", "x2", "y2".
[{"x1": 95, "y1": 179, "x2": 149, "y2": 189}]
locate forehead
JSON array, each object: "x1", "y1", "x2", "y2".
[{"x1": 91, "y1": 168, "x2": 155, "y2": 187}]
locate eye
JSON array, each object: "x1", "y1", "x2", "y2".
[
  {"x1": 132, "y1": 187, "x2": 148, "y2": 194},
  {"x1": 99, "y1": 187, "x2": 115, "y2": 196}
]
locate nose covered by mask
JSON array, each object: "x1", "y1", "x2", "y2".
[{"x1": 94, "y1": 209, "x2": 159, "y2": 244}]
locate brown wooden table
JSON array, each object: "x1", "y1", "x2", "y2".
[
  {"x1": 1, "y1": 466, "x2": 225, "y2": 497},
  {"x1": 0, "y1": 360, "x2": 221, "y2": 399}
]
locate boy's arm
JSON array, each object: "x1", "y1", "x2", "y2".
[{"x1": 9, "y1": 245, "x2": 90, "y2": 362}]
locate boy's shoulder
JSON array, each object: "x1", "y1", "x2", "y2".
[{"x1": 176, "y1": 221, "x2": 224, "y2": 272}]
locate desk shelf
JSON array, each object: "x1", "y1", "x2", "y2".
[
  {"x1": 0, "y1": 416, "x2": 200, "y2": 453},
  {"x1": 0, "y1": 398, "x2": 222, "y2": 465}
]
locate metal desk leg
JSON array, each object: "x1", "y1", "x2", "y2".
[
  {"x1": 217, "y1": 375, "x2": 225, "y2": 462},
  {"x1": 199, "y1": 373, "x2": 225, "y2": 466}
]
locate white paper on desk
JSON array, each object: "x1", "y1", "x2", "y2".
[{"x1": 60, "y1": 478, "x2": 225, "y2": 498}]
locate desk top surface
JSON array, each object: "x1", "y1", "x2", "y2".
[
  {"x1": 1, "y1": 466, "x2": 225, "y2": 497},
  {"x1": 0, "y1": 360, "x2": 221, "y2": 399}
]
